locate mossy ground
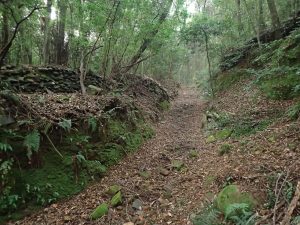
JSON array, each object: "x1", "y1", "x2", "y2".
[{"x1": 0, "y1": 117, "x2": 154, "y2": 223}]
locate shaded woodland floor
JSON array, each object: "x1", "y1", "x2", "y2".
[
  {"x1": 10, "y1": 88, "x2": 210, "y2": 224},
  {"x1": 9, "y1": 84, "x2": 300, "y2": 224}
]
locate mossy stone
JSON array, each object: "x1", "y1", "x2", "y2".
[
  {"x1": 111, "y1": 191, "x2": 122, "y2": 207},
  {"x1": 107, "y1": 185, "x2": 121, "y2": 196},
  {"x1": 90, "y1": 203, "x2": 109, "y2": 220},
  {"x1": 215, "y1": 129, "x2": 232, "y2": 140},
  {"x1": 206, "y1": 135, "x2": 216, "y2": 143}
]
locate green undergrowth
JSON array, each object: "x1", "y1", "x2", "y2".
[
  {"x1": 0, "y1": 116, "x2": 154, "y2": 223},
  {"x1": 206, "y1": 110, "x2": 280, "y2": 140},
  {"x1": 192, "y1": 185, "x2": 257, "y2": 225},
  {"x1": 158, "y1": 100, "x2": 171, "y2": 111},
  {"x1": 214, "y1": 69, "x2": 250, "y2": 93},
  {"x1": 215, "y1": 29, "x2": 300, "y2": 101}
]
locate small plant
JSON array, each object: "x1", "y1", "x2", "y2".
[
  {"x1": 88, "y1": 117, "x2": 98, "y2": 132},
  {"x1": 0, "y1": 142, "x2": 12, "y2": 152},
  {"x1": 23, "y1": 130, "x2": 40, "y2": 160},
  {"x1": 219, "y1": 143, "x2": 232, "y2": 156},
  {"x1": 58, "y1": 118, "x2": 72, "y2": 132},
  {"x1": 287, "y1": 102, "x2": 300, "y2": 120},
  {"x1": 192, "y1": 204, "x2": 221, "y2": 225},
  {"x1": 158, "y1": 100, "x2": 170, "y2": 111}
]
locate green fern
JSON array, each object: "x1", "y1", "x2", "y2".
[
  {"x1": 287, "y1": 102, "x2": 300, "y2": 120},
  {"x1": 0, "y1": 142, "x2": 12, "y2": 152},
  {"x1": 24, "y1": 130, "x2": 40, "y2": 160},
  {"x1": 88, "y1": 117, "x2": 98, "y2": 132},
  {"x1": 192, "y1": 205, "x2": 221, "y2": 225},
  {"x1": 58, "y1": 119, "x2": 72, "y2": 132},
  {"x1": 292, "y1": 216, "x2": 300, "y2": 225},
  {"x1": 225, "y1": 203, "x2": 249, "y2": 219}
]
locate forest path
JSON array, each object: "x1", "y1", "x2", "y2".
[{"x1": 15, "y1": 87, "x2": 217, "y2": 225}]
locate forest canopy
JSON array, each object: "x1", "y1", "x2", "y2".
[{"x1": 0, "y1": 0, "x2": 298, "y2": 87}]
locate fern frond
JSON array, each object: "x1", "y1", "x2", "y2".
[
  {"x1": 24, "y1": 130, "x2": 40, "y2": 160},
  {"x1": 193, "y1": 205, "x2": 220, "y2": 225},
  {"x1": 225, "y1": 203, "x2": 249, "y2": 219},
  {"x1": 58, "y1": 119, "x2": 72, "y2": 132},
  {"x1": 0, "y1": 142, "x2": 12, "y2": 152},
  {"x1": 88, "y1": 117, "x2": 98, "y2": 132}
]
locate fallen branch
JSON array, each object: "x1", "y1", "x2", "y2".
[
  {"x1": 280, "y1": 181, "x2": 300, "y2": 225},
  {"x1": 44, "y1": 133, "x2": 63, "y2": 159},
  {"x1": 273, "y1": 171, "x2": 290, "y2": 225}
]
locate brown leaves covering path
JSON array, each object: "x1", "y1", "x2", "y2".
[
  {"x1": 10, "y1": 84, "x2": 300, "y2": 225},
  {"x1": 12, "y1": 87, "x2": 214, "y2": 225}
]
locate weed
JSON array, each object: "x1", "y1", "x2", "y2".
[
  {"x1": 287, "y1": 102, "x2": 300, "y2": 120},
  {"x1": 158, "y1": 100, "x2": 171, "y2": 111},
  {"x1": 218, "y1": 143, "x2": 232, "y2": 156}
]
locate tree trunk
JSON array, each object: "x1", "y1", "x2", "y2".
[
  {"x1": 236, "y1": 0, "x2": 243, "y2": 36},
  {"x1": 1, "y1": 8, "x2": 9, "y2": 65},
  {"x1": 56, "y1": 0, "x2": 67, "y2": 65},
  {"x1": 267, "y1": 0, "x2": 281, "y2": 30},
  {"x1": 201, "y1": 28, "x2": 214, "y2": 98},
  {"x1": 43, "y1": 0, "x2": 52, "y2": 64},
  {"x1": 0, "y1": 6, "x2": 39, "y2": 68},
  {"x1": 258, "y1": 0, "x2": 266, "y2": 34},
  {"x1": 121, "y1": 0, "x2": 172, "y2": 74},
  {"x1": 243, "y1": 0, "x2": 262, "y2": 47}
]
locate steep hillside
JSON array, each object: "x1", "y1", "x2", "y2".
[{"x1": 192, "y1": 27, "x2": 300, "y2": 224}]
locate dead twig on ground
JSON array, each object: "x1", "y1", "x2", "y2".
[
  {"x1": 273, "y1": 171, "x2": 290, "y2": 225},
  {"x1": 280, "y1": 181, "x2": 300, "y2": 225}
]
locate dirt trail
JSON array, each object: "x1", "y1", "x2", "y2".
[{"x1": 14, "y1": 87, "x2": 216, "y2": 225}]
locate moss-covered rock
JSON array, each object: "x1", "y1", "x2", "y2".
[
  {"x1": 215, "y1": 129, "x2": 232, "y2": 140},
  {"x1": 206, "y1": 135, "x2": 216, "y2": 143},
  {"x1": 90, "y1": 203, "x2": 109, "y2": 220},
  {"x1": 106, "y1": 185, "x2": 122, "y2": 196},
  {"x1": 111, "y1": 191, "x2": 122, "y2": 207}
]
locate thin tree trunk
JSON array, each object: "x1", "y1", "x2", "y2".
[
  {"x1": 0, "y1": 6, "x2": 39, "y2": 68},
  {"x1": 267, "y1": 0, "x2": 281, "y2": 30},
  {"x1": 258, "y1": 0, "x2": 266, "y2": 34},
  {"x1": 43, "y1": 0, "x2": 52, "y2": 64},
  {"x1": 236, "y1": 0, "x2": 243, "y2": 36},
  {"x1": 1, "y1": 8, "x2": 9, "y2": 65},
  {"x1": 121, "y1": 0, "x2": 172, "y2": 74},
  {"x1": 201, "y1": 28, "x2": 214, "y2": 98},
  {"x1": 243, "y1": 0, "x2": 262, "y2": 48}
]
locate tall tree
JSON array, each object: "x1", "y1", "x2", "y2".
[
  {"x1": 236, "y1": 0, "x2": 243, "y2": 36},
  {"x1": 42, "y1": 0, "x2": 52, "y2": 64},
  {"x1": 0, "y1": 4, "x2": 40, "y2": 67},
  {"x1": 56, "y1": 0, "x2": 68, "y2": 65},
  {"x1": 258, "y1": 0, "x2": 267, "y2": 34},
  {"x1": 267, "y1": 0, "x2": 281, "y2": 30}
]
